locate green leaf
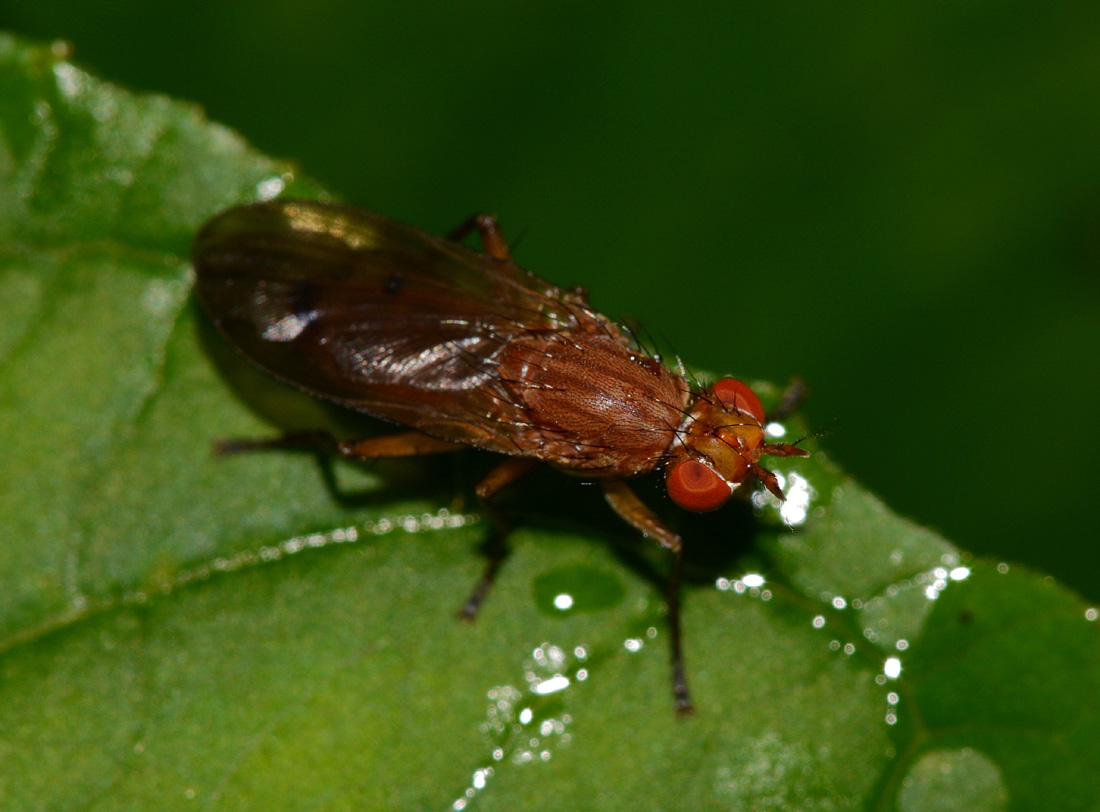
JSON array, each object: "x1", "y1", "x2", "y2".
[{"x1": 1, "y1": 35, "x2": 1096, "y2": 811}]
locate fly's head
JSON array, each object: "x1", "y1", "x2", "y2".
[{"x1": 665, "y1": 378, "x2": 810, "y2": 513}]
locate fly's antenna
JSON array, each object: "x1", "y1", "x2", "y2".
[{"x1": 789, "y1": 423, "x2": 836, "y2": 448}]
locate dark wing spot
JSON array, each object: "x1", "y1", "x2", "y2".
[
  {"x1": 287, "y1": 279, "x2": 315, "y2": 316},
  {"x1": 385, "y1": 272, "x2": 405, "y2": 295}
]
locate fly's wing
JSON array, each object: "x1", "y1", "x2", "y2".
[{"x1": 192, "y1": 199, "x2": 614, "y2": 453}]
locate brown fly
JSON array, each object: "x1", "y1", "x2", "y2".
[{"x1": 192, "y1": 199, "x2": 809, "y2": 714}]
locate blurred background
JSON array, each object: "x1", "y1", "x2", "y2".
[{"x1": 3, "y1": 2, "x2": 1097, "y2": 600}]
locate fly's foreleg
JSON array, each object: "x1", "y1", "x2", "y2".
[
  {"x1": 768, "y1": 377, "x2": 808, "y2": 423},
  {"x1": 601, "y1": 479, "x2": 693, "y2": 716}
]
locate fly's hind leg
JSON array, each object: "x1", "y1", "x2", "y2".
[
  {"x1": 215, "y1": 431, "x2": 341, "y2": 457},
  {"x1": 216, "y1": 430, "x2": 466, "y2": 504},
  {"x1": 458, "y1": 458, "x2": 540, "y2": 620},
  {"x1": 218, "y1": 425, "x2": 533, "y2": 619},
  {"x1": 602, "y1": 479, "x2": 693, "y2": 716},
  {"x1": 448, "y1": 213, "x2": 512, "y2": 262},
  {"x1": 337, "y1": 432, "x2": 466, "y2": 459},
  {"x1": 216, "y1": 430, "x2": 465, "y2": 459}
]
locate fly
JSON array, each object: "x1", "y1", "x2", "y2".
[{"x1": 192, "y1": 200, "x2": 809, "y2": 714}]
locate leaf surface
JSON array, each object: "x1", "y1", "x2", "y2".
[{"x1": 0, "y1": 36, "x2": 1095, "y2": 812}]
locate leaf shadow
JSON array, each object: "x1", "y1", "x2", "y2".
[{"x1": 196, "y1": 302, "x2": 765, "y2": 599}]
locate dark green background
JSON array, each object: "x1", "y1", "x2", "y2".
[{"x1": 3, "y1": 2, "x2": 1098, "y2": 601}]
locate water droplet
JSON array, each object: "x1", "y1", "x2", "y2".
[
  {"x1": 532, "y1": 564, "x2": 625, "y2": 616},
  {"x1": 884, "y1": 656, "x2": 902, "y2": 679},
  {"x1": 53, "y1": 62, "x2": 85, "y2": 99},
  {"x1": 897, "y1": 749, "x2": 1008, "y2": 812},
  {"x1": 553, "y1": 593, "x2": 574, "y2": 610},
  {"x1": 256, "y1": 175, "x2": 286, "y2": 200}
]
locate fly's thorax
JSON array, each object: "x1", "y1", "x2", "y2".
[{"x1": 495, "y1": 331, "x2": 692, "y2": 475}]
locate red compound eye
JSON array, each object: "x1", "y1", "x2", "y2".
[
  {"x1": 667, "y1": 459, "x2": 732, "y2": 512},
  {"x1": 712, "y1": 378, "x2": 766, "y2": 424}
]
